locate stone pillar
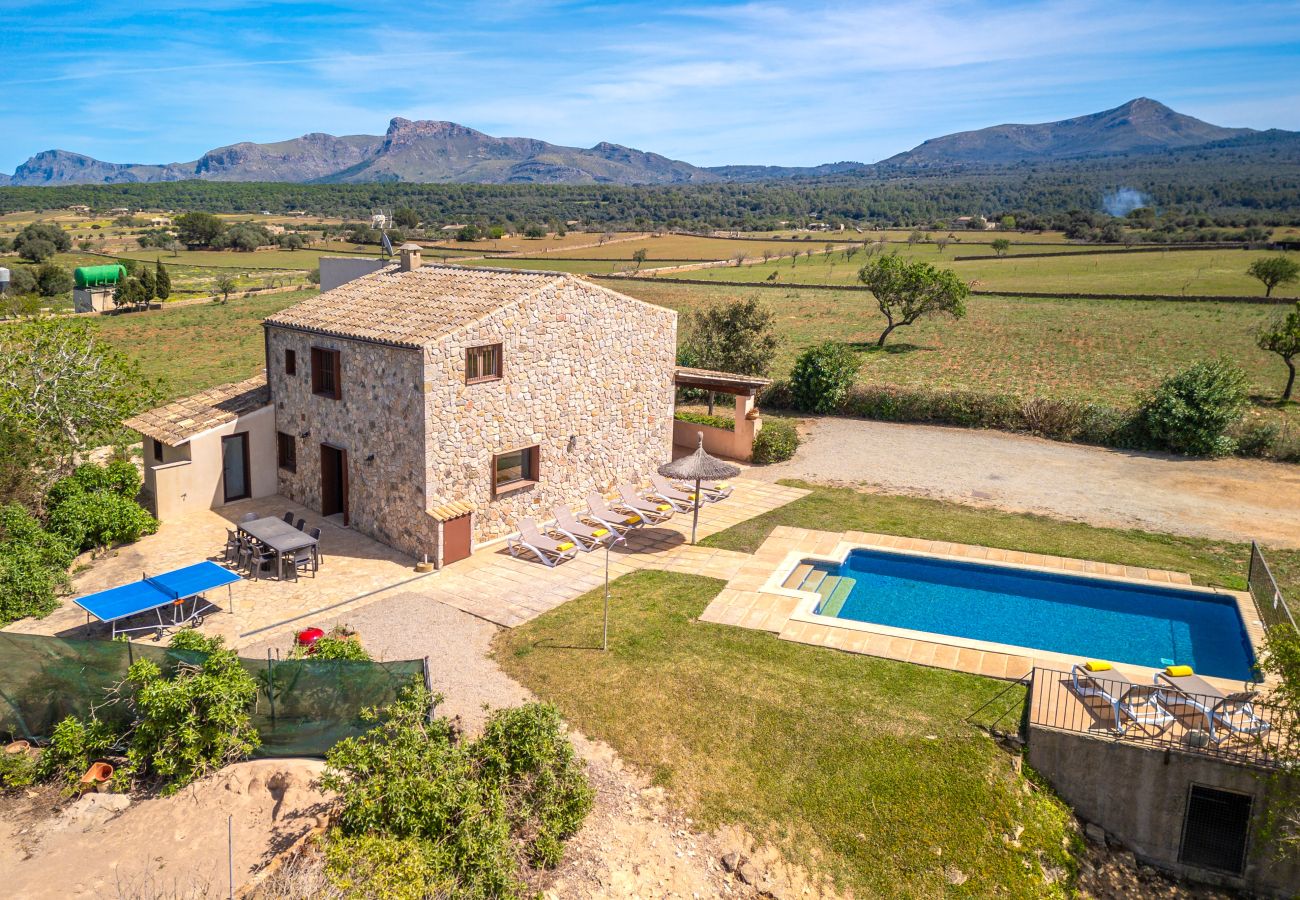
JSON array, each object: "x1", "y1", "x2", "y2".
[{"x1": 733, "y1": 393, "x2": 760, "y2": 461}]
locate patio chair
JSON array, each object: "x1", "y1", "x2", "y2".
[
  {"x1": 614, "y1": 484, "x2": 675, "y2": 524},
  {"x1": 295, "y1": 518, "x2": 306, "y2": 532},
  {"x1": 282, "y1": 545, "x2": 317, "y2": 582},
  {"x1": 675, "y1": 477, "x2": 732, "y2": 501},
  {"x1": 648, "y1": 474, "x2": 699, "y2": 512},
  {"x1": 552, "y1": 505, "x2": 621, "y2": 551},
  {"x1": 507, "y1": 518, "x2": 580, "y2": 567},
  {"x1": 1155, "y1": 669, "x2": 1271, "y2": 744},
  {"x1": 282, "y1": 511, "x2": 295, "y2": 524},
  {"x1": 1071, "y1": 662, "x2": 1174, "y2": 736},
  {"x1": 585, "y1": 494, "x2": 645, "y2": 536},
  {"x1": 247, "y1": 541, "x2": 278, "y2": 580},
  {"x1": 309, "y1": 527, "x2": 323, "y2": 567},
  {"x1": 222, "y1": 529, "x2": 241, "y2": 566}
]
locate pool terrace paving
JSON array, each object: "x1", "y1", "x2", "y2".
[
  {"x1": 700, "y1": 526, "x2": 1266, "y2": 688},
  {"x1": 5, "y1": 479, "x2": 807, "y2": 648}
]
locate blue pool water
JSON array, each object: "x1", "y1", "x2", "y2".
[{"x1": 810, "y1": 549, "x2": 1256, "y2": 680}]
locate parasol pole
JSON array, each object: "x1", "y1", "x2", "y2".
[{"x1": 691, "y1": 476, "x2": 701, "y2": 545}]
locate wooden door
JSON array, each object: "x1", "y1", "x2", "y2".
[
  {"x1": 320, "y1": 444, "x2": 349, "y2": 524},
  {"x1": 443, "y1": 513, "x2": 472, "y2": 565}
]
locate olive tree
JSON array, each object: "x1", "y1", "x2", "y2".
[
  {"x1": 214, "y1": 273, "x2": 238, "y2": 304},
  {"x1": 1248, "y1": 256, "x2": 1300, "y2": 298},
  {"x1": 682, "y1": 296, "x2": 779, "y2": 413},
  {"x1": 1258, "y1": 301, "x2": 1300, "y2": 401},
  {"x1": 858, "y1": 254, "x2": 969, "y2": 347},
  {"x1": 991, "y1": 238, "x2": 1011, "y2": 258}
]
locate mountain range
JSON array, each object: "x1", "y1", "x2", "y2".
[{"x1": 0, "y1": 99, "x2": 1289, "y2": 187}]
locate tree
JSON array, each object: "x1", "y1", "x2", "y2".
[
  {"x1": 0, "y1": 318, "x2": 153, "y2": 479},
  {"x1": 13, "y1": 223, "x2": 71, "y2": 258},
  {"x1": 277, "y1": 232, "x2": 306, "y2": 250},
  {"x1": 1248, "y1": 257, "x2": 1300, "y2": 298},
  {"x1": 1255, "y1": 626, "x2": 1300, "y2": 858},
  {"x1": 17, "y1": 238, "x2": 56, "y2": 263},
  {"x1": 154, "y1": 259, "x2": 171, "y2": 300},
  {"x1": 935, "y1": 236, "x2": 951, "y2": 254},
  {"x1": 1257, "y1": 301, "x2": 1300, "y2": 401},
  {"x1": 682, "y1": 297, "x2": 779, "y2": 413},
  {"x1": 858, "y1": 254, "x2": 969, "y2": 347},
  {"x1": 34, "y1": 263, "x2": 73, "y2": 298},
  {"x1": 523, "y1": 224, "x2": 546, "y2": 239},
  {"x1": 991, "y1": 238, "x2": 1011, "y2": 258},
  {"x1": 392, "y1": 207, "x2": 420, "y2": 229},
  {"x1": 174, "y1": 212, "x2": 226, "y2": 248},
  {"x1": 137, "y1": 266, "x2": 156, "y2": 306},
  {"x1": 1000, "y1": 215, "x2": 1017, "y2": 231},
  {"x1": 214, "y1": 274, "x2": 237, "y2": 304},
  {"x1": 114, "y1": 278, "x2": 143, "y2": 310},
  {"x1": 456, "y1": 224, "x2": 481, "y2": 242},
  {"x1": 632, "y1": 248, "x2": 648, "y2": 270},
  {"x1": 7, "y1": 266, "x2": 37, "y2": 296},
  {"x1": 1139, "y1": 359, "x2": 1249, "y2": 457}
]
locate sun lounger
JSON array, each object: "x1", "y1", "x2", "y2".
[
  {"x1": 614, "y1": 484, "x2": 675, "y2": 524},
  {"x1": 553, "y1": 505, "x2": 621, "y2": 550},
  {"x1": 585, "y1": 494, "x2": 644, "y2": 535},
  {"x1": 648, "y1": 474, "x2": 698, "y2": 512},
  {"x1": 1071, "y1": 663, "x2": 1173, "y2": 736},
  {"x1": 507, "y1": 518, "x2": 579, "y2": 567},
  {"x1": 1155, "y1": 670, "x2": 1271, "y2": 743},
  {"x1": 675, "y1": 477, "x2": 732, "y2": 501}
]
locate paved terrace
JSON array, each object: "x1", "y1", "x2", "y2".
[{"x1": 5, "y1": 479, "x2": 808, "y2": 649}]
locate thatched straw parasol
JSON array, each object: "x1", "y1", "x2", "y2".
[{"x1": 657, "y1": 432, "x2": 741, "y2": 544}]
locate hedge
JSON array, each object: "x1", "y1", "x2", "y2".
[{"x1": 674, "y1": 410, "x2": 735, "y2": 431}]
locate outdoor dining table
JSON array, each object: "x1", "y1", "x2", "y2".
[{"x1": 238, "y1": 517, "x2": 319, "y2": 579}]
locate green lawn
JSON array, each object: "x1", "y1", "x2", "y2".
[
  {"x1": 613, "y1": 280, "x2": 1297, "y2": 412},
  {"x1": 494, "y1": 570, "x2": 1080, "y2": 898},
  {"x1": 701, "y1": 482, "x2": 1299, "y2": 612},
  {"x1": 657, "y1": 247, "x2": 1300, "y2": 298},
  {"x1": 92, "y1": 289, "x2": 311, "y2": 401}
]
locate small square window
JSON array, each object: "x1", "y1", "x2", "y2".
[
  {"x1": 153, "y1": 439, "x2": 165, "y2": 462},
  {"x1": 493, "y1": 445, "x2": 538, "y2": 494},
  {"x1": 466, "y1": 343, "x2": 503, "y2": 384},
  {"x1": 277, "y1": 431, "x2": 297, "y2": 472},
  {"x1": 285, "y1": 348, "x2": 296, "y2": 375}
]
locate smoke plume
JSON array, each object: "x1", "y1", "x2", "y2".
[{"x1": 1101, "y1": 187, "x2": 1151, "y2": 217}]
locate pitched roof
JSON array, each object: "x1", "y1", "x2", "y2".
[
  {"x1": 124, "y1": 374, "x2": 269, "y2": 446},
  {"x1": 674, "y1": 366, "x2": 771, "y2": 396},
  {"x1": 263, "y1": 264, "x2": 565, "y2": 348}
]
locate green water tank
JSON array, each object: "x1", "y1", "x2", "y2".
[{"x1": 74, "y1": 264, "x2": 127, "y2": 288}]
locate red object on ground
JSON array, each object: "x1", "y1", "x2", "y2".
[{"x1": 296, "y1": 627, "x2": 325, "y2": 650}]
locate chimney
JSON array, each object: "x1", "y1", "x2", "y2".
[{"x1": 398, "y1": 243, "x2": 422, "y2": 272}]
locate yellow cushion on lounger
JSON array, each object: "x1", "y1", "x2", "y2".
[
  {"x1": 1084, "y1": 660, "x2": 1112, "y2": 672},
  {"x1": 1165, "y1": 665, "x2": 1193, "y2": 677},
  {"x1": 624, "y1": 515, "x2": 642, "y2": 524},
  {"x1": 656, "y1": 503, "x2": 671, "y2": 512},
  {"x1": 555, "y1": 541, "x2": 574, "y2": 552},
  {"x1": 591, "y1": 528, "x2": 609, "y2": 537},
  {"x1": 715, "y1": 482, "x2": 731, "y2": 489}
]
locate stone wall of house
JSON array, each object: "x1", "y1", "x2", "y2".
[
  {"x1": 266, "y1": 326, "x2": 438, "y2": 561},
  {"x1": 421, "y1": 277, "x2": 677, "y2": 545}
]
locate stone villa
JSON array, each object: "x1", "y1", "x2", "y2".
[{"x1": 127, "y1": 247, "x2": 766, "y2": 567}]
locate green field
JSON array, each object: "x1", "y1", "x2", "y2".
[
  {"x1": 455, "y1": 257, "x2": 701, "y2": 275},
  {"x1": 612, "y1": 280, "x2": 1298, "y2": 413},
  {"x1": 92, "y1": 290, "x2": 310, "y2": 401},
  {"x1": 118, "y1": 246, "x2": 380, "y2": 270},
  {"x1": 655, "y1": 247, "x2": 1300, "y2": 298}
]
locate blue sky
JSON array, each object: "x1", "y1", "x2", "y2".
[{"x1": 1, "y1": 0, "x2": 1298, "y2": 173}]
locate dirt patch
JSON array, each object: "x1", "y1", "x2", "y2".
[
  {"x1": 752, "y1": 417, "x2": 1300, "y2": 548},
  {"x1": 0, "y1": 759, "x2": 330, "y2": 899}
]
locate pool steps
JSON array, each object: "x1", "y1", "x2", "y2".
[{"x1": 782, "y1": 565, "x2": 855, "y2": 618}]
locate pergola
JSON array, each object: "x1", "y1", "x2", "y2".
[{"x1": 672, "y1": 366, "x2": 771, "y2": 462}]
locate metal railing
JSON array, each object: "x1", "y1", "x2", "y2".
[
  {"x1": 1028, "y1": 667, "x2": 1291, "y2": 769},
  {"x1": 1248, "y1": 541, "x2": 1297, "y2": 634}
]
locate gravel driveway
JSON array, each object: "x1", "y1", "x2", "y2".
[{"x1": 750, "y1": 417, "x2": 1300, "y2": 548}]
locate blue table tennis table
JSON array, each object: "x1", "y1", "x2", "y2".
[{"x1": 73, "y1": 561, "x2": 241, "y2": 640}]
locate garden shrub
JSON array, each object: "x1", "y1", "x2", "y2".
[
  {"x1": 292, "y1": 625, "x2": 372, "y2": 661},
  {"x1": 751, "y1": 420, "x2": 800, "y2": 464},
  {"x1": 38, "y1": 714, "x2": 122, "y2": 788},
  {"x1": 121, "y1": 632, "x2": 261, "y2": 795},
  {"x1": 0, "y1": 745, "x2": 40, "y2": 789},
  {"x1": 674, "y1": 410, "x2": 735, "y2": 431},
  {"x1": 1138, "y1": 359, "x2": 1250, "y2": 457},
  {"x1": 1234, "y1": 419, "x2": 1282, "y2": 458},
  {"x1": 0, "y1": 503, "x2": 74, "y2": 625},
  {"x1": 322, "y1": 688, "x2": 592, "y2": 899},
  {"x1": 788, "y1": 342, "x2": 859, "y2": 413},
  {"x1": 45, "y1": 460, "x2": 157, "y2": 552}
]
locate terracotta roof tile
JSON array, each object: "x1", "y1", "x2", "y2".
[
  {"x1": 125, "y1": 374, "x2": 269, "y2": 446},
  {"x1": 429, "y1": 500, "x2": 476, "y2": 522},
  {"x1": 263, "y1": 264, "x2": 565, "y2": 348}
]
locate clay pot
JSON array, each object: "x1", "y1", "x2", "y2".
[
  {"x1": 80, "y1": 761, "x2": 114, "y2": 791},
  {"x1": 4, "y1": 740, "x2": 30, "y2": 755}
]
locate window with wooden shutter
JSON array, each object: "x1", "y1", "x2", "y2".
[
  {"x1": 466, "y1": 343, "x2": 503, "y2": 384},
  {"x1": 311, "y1": 347, "x2": 341, "y2": 399}
]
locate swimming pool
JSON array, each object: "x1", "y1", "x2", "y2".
[{"x1": 790, "y1": 548, "x2": 1256, "y2": 681}]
